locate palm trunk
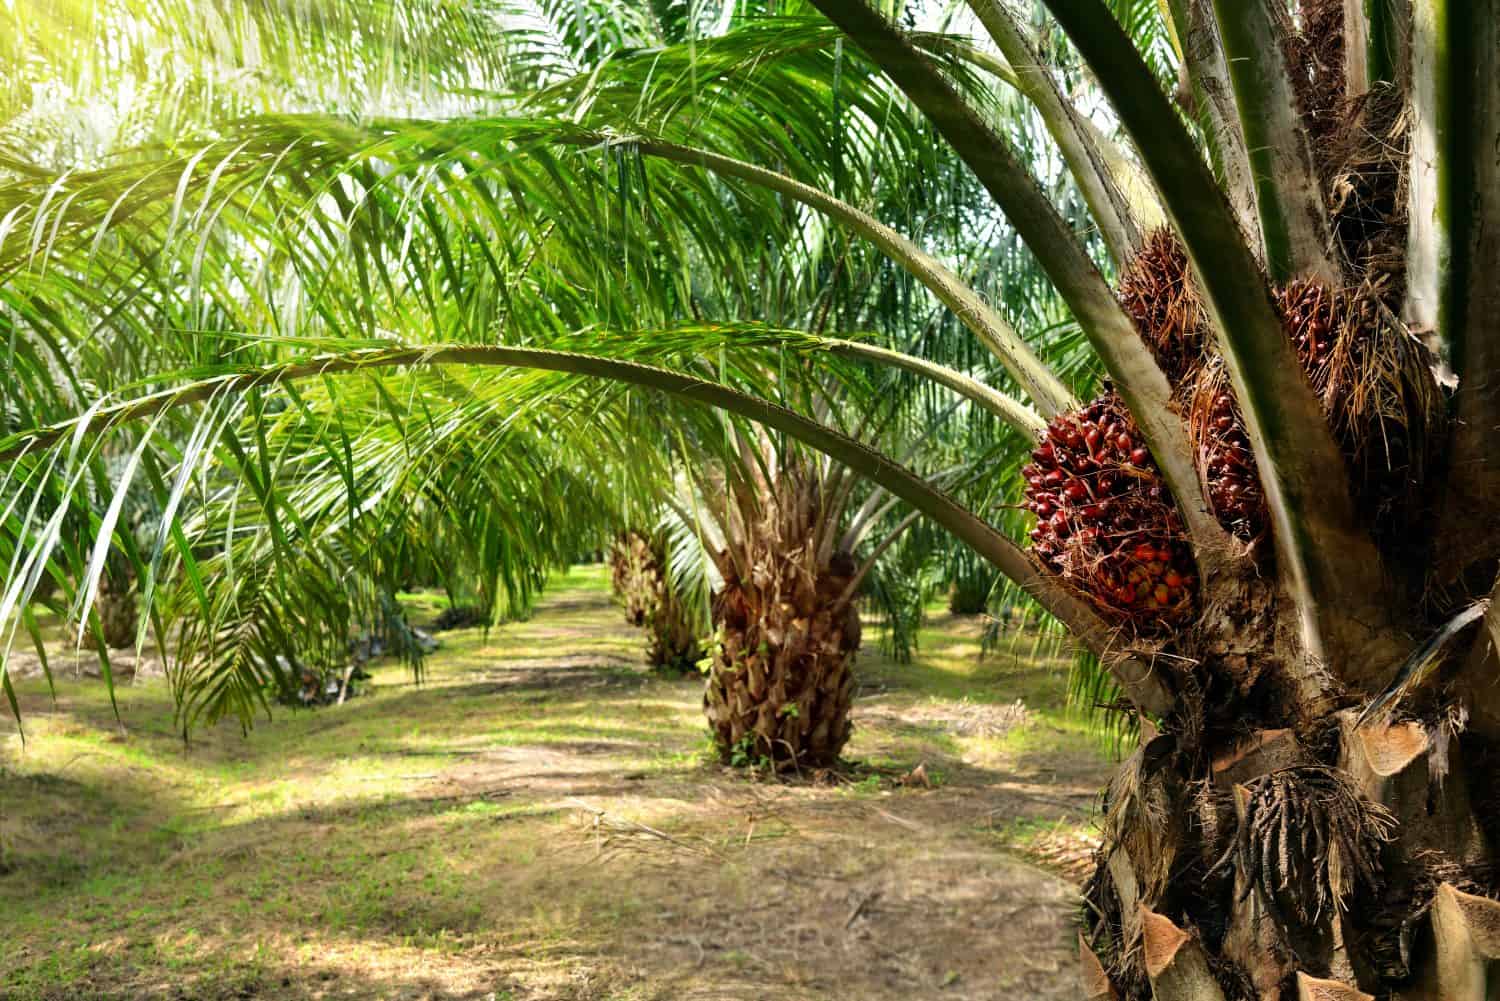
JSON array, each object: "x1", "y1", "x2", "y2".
[
  {"x1": 948, "y1": 551, "x2": 994, "y2": 615},
  {"x1": 1080, "y1": 615, "x2": 1500, "y2": 1001},
  {"x1": 610, "y1": 530, "x2": 701, "y2": 672},
  {"x1": 702, "y1": 469, "x2": 861, "y2": 770},
  {"x1": 641, "y1": 574, "x2": 701, "y2": 674},
  {"x1": 83, "y1": 569, "x2": 138, "y2": 651},
  {"x1": 1071, "y1": 249, "x2": 1493, "y2": 998},
  {"x1": 609, "y1": 531, "x2": 654, "y2": 627}
]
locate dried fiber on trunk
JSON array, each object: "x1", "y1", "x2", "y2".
[
  {"x1": 1326, "y1": 88, "x2": 1410, "y2": 307},
  {"x1": 1286, "y1": 0, "x2": 1348, "y2": 171}
]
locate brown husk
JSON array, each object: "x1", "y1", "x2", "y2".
[{"x1": 1279, "y1": 279, "x2": 1445, "y2": 541}]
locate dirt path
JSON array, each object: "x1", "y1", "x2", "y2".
[{"x1": 1, "y1": 567, "x2": 1111, "y2": 1000}]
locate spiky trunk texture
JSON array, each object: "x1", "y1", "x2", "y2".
[
  {"x1": 1073, "y1": 4, "x2": 1500, "y2": 991},
  {"x1": 609, "y1": 531, "x2": 654, "y2": 627},
  {"x1": 640, "y1": 563, "x2": 701, "y2": 675},
  {"x1": 1083, "y1": 696, "x2": 1500, "y2": 1000},
  {"x1": 609, "y1": 530, "x2": 701, "y2": 672},
  {"x1": 702, "y1": 471, "x2": 861, "y2": 770}
]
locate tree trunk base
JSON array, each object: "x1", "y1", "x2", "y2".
[{"x1": 703, "y1": 555, "x2": 860, "y2": 770}]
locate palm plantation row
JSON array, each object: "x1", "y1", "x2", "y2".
[{"x1": 3, "y1": 0, "x2": 1499, "y2": 998}]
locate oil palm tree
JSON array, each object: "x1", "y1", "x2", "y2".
[
  {"x1": 609, "y1": 528, "x2": 659, "y2": 627},
  {"x1": 3, "y1": 1, "x2": 1500, "y2": 997},
  {"x1": 609, "y1": 525, "x2": 703, "y2": 672},
  {"x1": 686, "y1": 417, "x2": 963, "y2": 769}
]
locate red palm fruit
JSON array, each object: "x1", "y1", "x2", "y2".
[{"x1": 1023, "y1": 391, "x2": 1198, "y2": 630}]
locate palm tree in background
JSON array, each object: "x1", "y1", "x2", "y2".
[{"x1": 3, "y1": 0, "x2": 1500, "y2": 996}]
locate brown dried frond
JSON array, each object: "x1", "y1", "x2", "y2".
[
  {"x1": 1284, "y1": 1, "x2": 1410, "y2": 300},
  {"x1": 1287, "y1": 0, "x2": 1347, "y2": 175},
  {"x1": 1326, "y1": 87, "x2": 1411, "y2": 307},
  {"x1": 570, "y1": 800, "x2": 727, "y2": 867},
  {"x1": 1280, "y1": 279, "x2": 1445, "y2": 538}
]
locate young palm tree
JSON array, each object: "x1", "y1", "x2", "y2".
[
  {"x1": 689, "y1": 430, "x2": 939, "y2": 769},
  {"x1": 699, "y1": 451, "x2": 862, "y2": 769},
  {"x1": 608, "y1": 530, "x2": 654, "y2": 626},
  {"x1": 3, "y1": 1, "x2": 1499, "y2": 996}
]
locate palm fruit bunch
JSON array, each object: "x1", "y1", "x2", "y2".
[
  {"x1": 1029, "y1": 228, "x2": 1442, "y2": 612},
  {"x1": 1021, "y1": 392, "x2": 1196, "y2": 628},
  {"x1": 1277, "y1": 277, "x2": 1442, "y2": 536},
  {"x1": 1188, "y1": 360, "x2": 1266, "y2": 540},
  {"x1": 1116, "y1": 228, "x2": 1208, "y2": 383},
  {"x1": 1280, "y1": 278, "x2": 1342, "y2": 369},
  {"x1": 1118, "y1": 229, "x2": 1270, "y2": 542}
]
